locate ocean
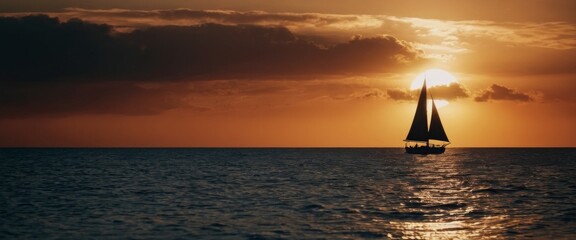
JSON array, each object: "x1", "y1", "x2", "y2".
[{"x1": 1, "y1": 148, "x2": 575, "y2": 239}]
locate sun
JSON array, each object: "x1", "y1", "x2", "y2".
[
  {"x1": 410, "y1": 68, "x2": 458, "y2": 90},
  {"x1": 410, "y1": 69, "x2": 458, "y2": 108}
]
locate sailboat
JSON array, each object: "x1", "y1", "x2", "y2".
[{"x1": 405, "y1": 79, "x2": 450, "y2": 154}]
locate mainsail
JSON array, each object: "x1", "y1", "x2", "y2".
[
  {"x1": 405, "y1": 81, "x2": 428, "y2": 142},
  {"x1": 405, "y1": 79, "x2": 450, "y2": 144}
]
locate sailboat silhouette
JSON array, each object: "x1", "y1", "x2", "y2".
[{"x1": 405, "y1": 79, "x2": 450, "y2": 154}]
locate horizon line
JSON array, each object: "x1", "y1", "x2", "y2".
[{"x1": 1, "y1": 146, "x2": 575, "y2": 149}]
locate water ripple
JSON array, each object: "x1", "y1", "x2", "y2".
[{"x1": 1, "y1": 148, "x2": 575, "y2": 239}]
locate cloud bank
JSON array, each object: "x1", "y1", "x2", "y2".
[
  {"x1": 0, "y1": 15, "x2": 424, "y2": 118},
  {"x1": 35, "y1": 8, "x2": 576, "y2": 52},
  {"x1": 0, "y1": 15, "x2": 424, "y2": 82},
  {"x1": 475, "y1": 84, "x2": 533, "y2": 102},
  {"x1": 387, "y1": 83, "x2": 469, "y2": 101}
]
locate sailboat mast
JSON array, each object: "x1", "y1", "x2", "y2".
[
  {"x1": 427, "y1": 80, "x2": 430, "y2": 147},
  {"x1": 425, "y1": 78, "x2": 429, "y2": 147}
]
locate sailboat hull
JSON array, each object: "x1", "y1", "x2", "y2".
[{"x1": 405, "y1": 146, "x2": 445, "y2": 154}]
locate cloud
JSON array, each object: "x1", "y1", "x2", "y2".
[
  {"x1": 350, "y1": 88, "x2": 387, "y2": 100},
  {"x1": 474, "y1": 84, "x2": 533, "y2": 102},
  {"x1": 6, "y1": 8, "x2": 576, "y2": 67},
  {"x1": 0, "y1": 15, "x2": 427, "y2": 118},
  {"x1": 430, "y1": 83, "x2": 469, "y2": 100},
  {"x1": 0, "y1": 15, "x2": 424, "y2": 83},
  {"x1": 36, "y1": 9, "x2": 576, "y2": 51},
  {"x1": 394, "y1": 17, "x2": 576, "y2": 51},
  {"x1": 36, "y1": 8, "x2": 390, "y2": 32},
  {"x1": 0, "y1": 82, "x2": 196, "y2": 118},
  {"x1": 387, "y1": 89, "x2": 414, "y2": 101},
  {"x1": 387, "y1": 83, "x2": 469, "y2": 101}
]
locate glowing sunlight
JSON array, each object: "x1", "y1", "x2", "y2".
[{"x1": 410, "y1": 68, "x2": 458, "y2": 90}]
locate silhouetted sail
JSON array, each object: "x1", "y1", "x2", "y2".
[
  {"x1": 405, "y1": 81, "x2": 428, "y2": 142},
  {"x1": 428, "y1": 100, "x2": 449, "y2": 142},
  {"x1": 404, "y1": 79, "x2": 450, "y2": 154}
]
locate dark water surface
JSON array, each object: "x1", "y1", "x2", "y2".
[{"x1": 1, "y1": 148, "x2": 575, "y2": 239}]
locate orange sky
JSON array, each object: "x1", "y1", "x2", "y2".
[{"x1": 0, "y1": 1, "x2": 575, "y2": 147}]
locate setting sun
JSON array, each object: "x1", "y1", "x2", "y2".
[
  {"x1": 410, "y1": 69, "x2": 457, "y2": 108},
  {"x1": 410, "y1": 69, "x2": 458, "y2": 90}
]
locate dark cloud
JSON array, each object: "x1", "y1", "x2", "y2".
[
  {"x1": 429, "y1": 83, "x2": 469, "y2": 100},
  {"x1": 387, "y1": 83, "x2": 469, "y2": 101},
  {"x1": 0, "y1": 15, "x2": 425, "y2": 118},
  {"x1": 0, "y1": 15, "x2": 423, "y2": 82},
  {"x1": 475, "y1": 84, "x2": 533, "y2": 102},
  {"x1": 0, "y1": 15, "x2": 129, "y2": 81},
  {"x1": 0, "y1": 82, "x2": 192, "y2": 118},
  {"x1": 49, "y1": 8, "x2": 368, "y2": 29},
  {"x1": 98, "y1": 8, "x2": 348, "y2": 24}
]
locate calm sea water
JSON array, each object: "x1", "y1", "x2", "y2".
[{"x1": 1, "y1": 148, "x2": 575, "y2": 239}]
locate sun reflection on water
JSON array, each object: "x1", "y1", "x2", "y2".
[
  {"x1": 371, "y1": 153, "x2": 535, "y2": 239},
  {"x1": 388, "y1": 220, "x2": 475, "y2": 239}
]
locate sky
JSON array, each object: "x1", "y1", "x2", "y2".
[{"x1": 1, "y1": 0, "x2": 575, "y2": 147}]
